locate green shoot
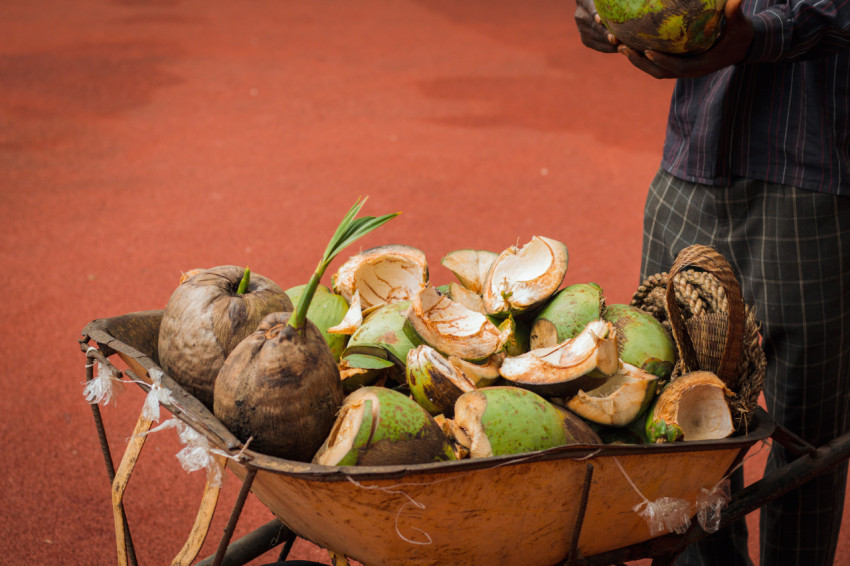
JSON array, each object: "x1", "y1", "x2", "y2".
[
  {"x1": 236, "y1": 267, "x2": 251, "y2": 295},
  {"x1": 289, "y1": 197, "x2": 399, "y2": 332}
]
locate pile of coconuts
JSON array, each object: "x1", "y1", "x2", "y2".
[{"x1": 157, "y1": 202, "x2": 739, "y2": 467}]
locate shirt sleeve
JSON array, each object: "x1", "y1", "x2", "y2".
[{"x1": 746, "y1": 0, "x2": 850, "y2": 61}]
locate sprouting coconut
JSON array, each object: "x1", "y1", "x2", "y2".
[
  {"x1": 566, "y1": 362, "x2": 659, "y2": 427},
  {"x1": 332, "y1": 244, "x2": 428, "y2": 310},
  {"x1": 603, "y1": 303, "x2": 675, "y2": 380},
  {"x1": 213, "y1": 198, "x2": 398, "y2": 461},
  {"x1": 406, "y1": 345, "x2": 477, "y2": 416},
  {"x1": 406, "y1": 285, "x2": 507, "y2": 362},
  {"x1": 481, "y1": 236, "x2": 569, "y2": 316},
  {"x1": 529, "y1": 282, "x2": 605, "y2": 349},
  {"x1": 453, "y1": 387, "x2": 578, "y2": 458},
  {"x1": 285, "y1": 283, "x2": 350, "y2": 361},
  {"x1": 499, "y1": 320, "x2": 619, "y2": 397},
  {"x1": 594, "y1": 0, "x2": 726, "y2": 54},
  {"x1": 645, "y1": 371, "x2": 735, "y2": 443},
  {"x1": 441, "y1": 249, "x2": 498, "y2": 294},
  {"x1": 158, "y1": 265, "x2": 293, "y2": 410},
  {"x1": 313, "y1": 386, "x2": 456, "y2": 466}
]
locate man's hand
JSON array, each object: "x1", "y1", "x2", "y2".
[
  {"x1": 618, "y1": 0, "x2": 754, "y2": 78},
  {"x1": 575, "y1": 0, "x2": 619, "y2": 53}
]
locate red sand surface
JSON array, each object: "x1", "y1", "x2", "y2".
[{"x1": 1, "y1": 1, "x2": 846, "y2": 564}]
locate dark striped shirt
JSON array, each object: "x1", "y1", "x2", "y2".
[{"x1": 661, "y1": 0, "x2": 850, "y2": 194}]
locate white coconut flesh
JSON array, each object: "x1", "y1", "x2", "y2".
[
  {"x1": 314, "y1": 391, "x2": 380, "y2": 466},
  {"x1": 408, "y1": 286, "x2": 504, "y2": 360},
  {"x1": 655, "y1": 372, "x2": 735, "y2": 441},
  {"x1": 334, "y1": 246, "x2": 428, "y2": 310},
  {"x1": 452, "y1": 392, "x2": 493, "y2": 458},
  {"x1": 449, "y1": 354, "x2": 503, "y2": 388},
  {"x1": 328, "y1": 290, "x2": 363, "y2": 335},
  {"x1": 500, "y1": 320, "x2": 618, "y2": 384},
  {"x1": 566, "y1": 362, "x2": 658, "y2": 427},
  {"x1": 413, "y1": 346, "x2": 477, "y2": 393},
  {"x1": 449, "y1": 281, "x2": 486, "y2": 314},
  {"x1": 483, "y1": 236, "x2": 568, "y2": 314},
  {"x1": 441, "y1": 249, "x2": 498, "y2": 294}
]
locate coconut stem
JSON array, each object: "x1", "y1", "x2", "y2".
[
  {"x1": 236, "y1": 267, "x2": 251, "y2": 295},
  {"x1": 288, "y1": 197, "x2": 398, "y2": 332}
]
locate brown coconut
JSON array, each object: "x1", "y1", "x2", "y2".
[
  {"x1": 213, "y1": 311, "x2": 344, "y2": 461},
  {"x1": 158, "y1": 265, "x2": 293, "y2": 409}
]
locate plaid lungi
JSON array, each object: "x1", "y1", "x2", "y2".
[{"x1": 641, "y1": 169, "x2": 850, "y2": 566}]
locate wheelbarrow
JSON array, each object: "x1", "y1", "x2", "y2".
[{"x1": 78, "y1": 307, "x2": 850, "y2": 566}]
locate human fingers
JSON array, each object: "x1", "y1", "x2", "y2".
[{"x1": 617, "y1": 45, "x2": 676, "y2": 79}]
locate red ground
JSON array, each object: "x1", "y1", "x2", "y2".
[{"x1": 1, "y1": 1, "x2": 846, "y2": 564}]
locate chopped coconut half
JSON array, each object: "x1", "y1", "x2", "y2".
[
  {"x1": 328, "y1": 290, "x2": 363, "y2": 334},
  {"x1": 314, "y1": 392, "x2": 378, "y2": 466},
  {"x1": 441, "y1": 249, "x2": 498, "y2": 294},
  {"x1": 333, "y1": 245, "x2": 428, "y2": 310},
  {"x1": 500, "y1": 320, "x2": 619, "y2": 395},
  {"x1": 653, "y1": 371, "x2": 734, "y2": 441},
  {"x1": 482, "y1": 236, "x2": 568, "y2": 315},
  {"x1": 567, "y1": 362, "x2": 658, "y2": 427},
  {"x1": 453, "y1": 391, "x2": 493, "y2": 458},
  {"x1": 407, "y1": 286, "x2": 506, "y2": 361}
]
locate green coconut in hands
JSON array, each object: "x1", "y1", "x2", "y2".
[
  {"x1": 213, "y1": 198, "x2": 398, "y2": 461},
  {"x1": 313, "y1": 386, "x2": 456, "y2": 466},
  {"x1": 594, "y1": 0, "x2": 726, "y2": 54},
  {"x1": 158, "y1": 265, "x2": 293, "y2": 410}
]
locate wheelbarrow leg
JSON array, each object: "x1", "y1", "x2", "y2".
[{"x1": 211, "y1": 467, "x2": 257, "y2": 566}]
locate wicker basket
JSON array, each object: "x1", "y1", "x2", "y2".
[{"x1": 630, "y1": 245, "x2": 767, "y2": 431}]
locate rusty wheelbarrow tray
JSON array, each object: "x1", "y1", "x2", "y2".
[{"x1": 79, "y1": 310, "x2": 850, "y2": 566}]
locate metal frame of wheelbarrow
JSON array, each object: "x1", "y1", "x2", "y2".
[{"x1": 80, "y1": 331, "x2": 850, "y2": 566}]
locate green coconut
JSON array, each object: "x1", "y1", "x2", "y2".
[
  {"x1": 594, "y1": 0, "x2": 726, "y2": 54},
  {"x1": 285, "y1": 283, "x2": 350, "y2": 361},
  {"x1": 338, "y1": 353, "x2": 399, "y2": 393},
  {"x1": 645, "y1": 371, "x2": 734, "y2": 443},
  {"x1": 453, "y1": 387, "x2": 576, "y2": 458},
  {"x1": 603, "y1": 303, "x2": 675, "y2": 380},
  {"x1": 482, "y1": 236, "x2": 569, "y2": 316},
  {"x1": 529, "y1": 282, "x2": 605, "y2": 349},
  {"x1": 342, "y1": 300, "x2": 423, "y2": 368},
  {"x1": 406, "y1": 345, "x2": 477, "y2": 416},
  {"x1": 499, "y1": 320, "x2": 620, "y2": 397},
  {"x1": 313, "y1": 386, "x2": 456, "y2": 466}
]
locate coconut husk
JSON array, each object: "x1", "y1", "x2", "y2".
[{"x1": 630, "y1": 246, "x2": 766, "y2": 432}]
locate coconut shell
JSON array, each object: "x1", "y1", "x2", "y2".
[
  {"x1": 213, "y1": 311, "x2": 344, "y2": 461},
  {"x1": 529, "y1": 282, "x2": 605, "y2": 349},
  {"x1": 332, "y1": 244, "x2": 428, "y2": 309},
  {"x1": 594, "y1": 0, "x2": 725, "y2": 54},
  {"x1": 313, "y1": 387, "x2": 456, "y2": 466},
  {"x1": 406, "y1": 345, "x2": 476, "y2": 416},
  {"x1": 158, "y1": 265, "x2": 293, "y2": 409},
  {"x1": 499, "y1": 320, "x2": 619, "y2": 398},
  {"x1": 482, "y1": 236, "x2": 569, "y2": 316},
  {"x1": 645, "y1": 371, "x2": 734, "y2": 443}
]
